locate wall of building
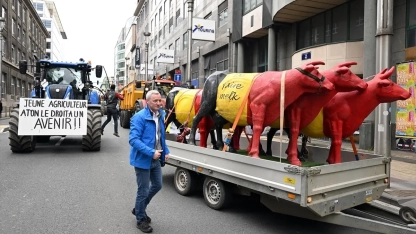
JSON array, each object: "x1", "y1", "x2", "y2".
[{"x1": 1, "y1": 0, "x2": 48, "y2": 113}]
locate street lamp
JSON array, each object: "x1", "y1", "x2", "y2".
[
  {"x1": 186, "y1": 0, "x2": 194, "y2": 87},
  {"x1": 143, "y1": 32, "x2": 151, "y2": 88},
  {"x1": 0, "y1": 17, "x2": 5, "y2": 101}
]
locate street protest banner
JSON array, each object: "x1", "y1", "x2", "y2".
[
  {"x1": 18, "y1": 98, "x2": 88, "y2": 135},
  {"x1": 395, "y1": 61, "x2": 416, "y2": 137}
]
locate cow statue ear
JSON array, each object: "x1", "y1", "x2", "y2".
[
  {"x1": 378, "y1": 79, "x2": 390, "y2": 87},
  {"x1": 303, "y1": 64, "x2": 316, "y2": 73}
]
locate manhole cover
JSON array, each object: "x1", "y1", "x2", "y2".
[{"x1": 385, "y1": 190, "x2": 416, "y2": 197}]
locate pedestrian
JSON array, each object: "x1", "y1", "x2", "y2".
[
  {"x1": 101, "y1": 84, "x2": 124, "y2": 137},
  {"x1": 0, "y1": 100, "x2": 3, "y2": 118},
  {"x1": 129, "y1": 90, "x2": 170, "y2": 233}
]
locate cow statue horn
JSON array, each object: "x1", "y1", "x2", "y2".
[
  {"x1": 380, "y1": 66, "x2": 395, "y2": 80},
  {"x1": 306, "y1": 61, "x2": 325, "y2": 66},
  {"x1": 337, "y1": 61, "x2": 357, "y2": 68}
]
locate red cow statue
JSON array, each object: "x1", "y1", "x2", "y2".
[
  {"x1": 322, "y1": 66, "x2": 411, "y2": 164},
  {"x1": 188, "y1": 61, "x2": 335, "y2": 159}
]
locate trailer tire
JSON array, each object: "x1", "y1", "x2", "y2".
[
  {"x1": 399, "y1": 206, "x2": 416, "y2": 224},
  {"x1": 174, "y1": 168, "x2": 197, "y2": 196},
  {"x1": 121, "y1": 110, "x2": 130, "y2": 129},
  {"x1": 8, "y1": 108, "x2": 36, "y2": 153},
  {"x1": 82, "y1": 109, "x2": 102, "y2": 151},
  {"x1": 203, "y1": 177, "x2": 232, "y2": 210}
]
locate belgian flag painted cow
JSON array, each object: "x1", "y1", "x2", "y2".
[{"x1": 188, "y1": 61, "x2": 335, "y2": 158}]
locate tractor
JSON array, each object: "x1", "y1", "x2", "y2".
[{"x1": 9, "y1": 58, "x2": 105, "y2": 152}]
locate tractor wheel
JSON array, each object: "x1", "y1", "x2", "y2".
[
  {"x1": 134, "y1": 100, "x2": 145, "y2": 115},
  {"x1": 8, "y1": 108, "x2": 36, "y2": 153},
  {"x1": 82, "y1": 109, "x2": 102, "y2": 151},
  {"x1": 121, "y1": 111, "x2": 130, "y2": 129}
]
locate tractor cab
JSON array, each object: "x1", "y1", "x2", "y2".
[
  {"x1": 141, "y1": 80, "x2": 176, "y2": 98},
  {"x1": 19, "y1": 58, "x2": 103, "y2": 104}
]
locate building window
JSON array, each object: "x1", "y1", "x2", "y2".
[
  {"x1": 22, "y1": 81, "x2": 26, "y2": 97},
  {"x1": 22, "y1": 30, "x2": 25, "y2": 46},
  {"x1": 2, "y1": 7, "x2": 7, "y2": 24},
  {"x1": 42, "y1": 20, "x2": 52, "y2": 28},
  {"x1": 1, "y1": 73, "x2": 5, "y2": 99},
  {"x1": 33, "y1": 2, "x2": 43, "y2": 11},
  {"x1": 175, "y1": 38, "x2": 180, "y2": 54},
  {"x1": 258, "y1": 36, "x2": 268, "y2": 72},
  {"x1": 12, "y1": 18, "x2": 15, "y2": 36},
  {"x1": 169, "y1": 43, "x2": 173, "y2": 50},
  {"x1": 169, "y1": 17, "x2": 173, "y2": 33},
  {"x1": 218, "y1": 8, "x2": 228, "y2": 27},
  {"x1": 243, "y1": 0, "x2": 262, "y2": 15},
  {"x1": 11, "y1": 76, "x2": 16, "y2": 100},
  {"x1": 46, "y1": 42, "x2": 51, "y2": 49},
  {"x1": 11, "y1": 44, "x2": 15, "y2": 63},
  {"x1": 297, "y1": 0, "x2": 363, "y2": 50},
  {"x1": 22, "y1": 8, "x2": 26, "y2": 23},
  {"x1": 407, "y1": 0, "x2": 416, "y2": 47},
  {"x1": 17, "y1": 79, "x2": 21, "y2": 97},
  {"x1": 183, "y1": 32, "x2": 188, "y2": 49}
]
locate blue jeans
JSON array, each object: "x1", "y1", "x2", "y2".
[
  {"x1": 134, "y1": 160, "x2": 162, "y2": 222},
  {"x1": 102, "y1": 108, "x2": 118, "y2": 133}
]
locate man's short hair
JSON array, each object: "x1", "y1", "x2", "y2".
[
  {"x1": 110, "y1": 84, "x2": 116, "y2": 90},
  {"x1": 146, "y1": 90, "x2": 161, "y2": 101}
]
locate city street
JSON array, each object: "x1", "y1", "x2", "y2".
[{"x1": 0, "y1": 118, "x2": 376, "y2": 234}]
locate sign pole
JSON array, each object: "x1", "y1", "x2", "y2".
[{"x1": 186, "y1": 0, "x2": 194, "y2": 87}]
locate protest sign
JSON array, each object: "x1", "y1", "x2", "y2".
[{"x1": 18, "y1": 98, "x2": 88, "y2": 135}]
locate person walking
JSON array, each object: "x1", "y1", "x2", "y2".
[
  {"x1": 129, "y1": 90, "x2": 170, "y2": 233},
  {"x1": 0, "y1": 100, "x2": 3, "y2": 118},
  {"x1": 101, "y1": 84, "x2": 124, "y2": 137}
]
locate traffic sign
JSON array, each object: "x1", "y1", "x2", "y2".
[{"x1": 174, "y1": 74, "x2": 182, "y2": 81}]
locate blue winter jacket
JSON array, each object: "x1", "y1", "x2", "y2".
[{"x1": 129, "y1": 105, "x2": 170, "y2": 169}]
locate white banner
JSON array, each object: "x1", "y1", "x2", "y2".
[
  {"x1": 192, "y1": 18, "x2": 216, "y2": 41},
  {"x1": 156, "y1": 49, "x2": 175, "y2": 64},
  {"x1": 139, "y1": 64, "x2": 154, "y2": 75},
  {"x1": 18, "y1": 98, "x2": 88, "y2": 135}
]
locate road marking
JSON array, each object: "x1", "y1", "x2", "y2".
[{"x1": 55, "y1": 137, "x2": 65, "y2": 146}]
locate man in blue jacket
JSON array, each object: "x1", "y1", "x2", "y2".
[{"x1": 129, "y1": 90, "x2": 170, "y2": 233}]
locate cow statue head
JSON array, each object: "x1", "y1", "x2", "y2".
[
  {"x1": 372, "y1": 66, "x2": 411, "y2": 102},
  {"x1": 296, "y1": 61, "x2": 335, "y2": 94},
  {"x1": 325, "y1": 61, "x2": 368, "y2": 92}
]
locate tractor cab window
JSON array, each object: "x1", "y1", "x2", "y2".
[{"x1": 45, "y1": 67, "x2": 82, "y2": 90}]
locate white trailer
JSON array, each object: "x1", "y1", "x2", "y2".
[{"x1": 165, "y1": 136, "x2": 416, "y2": 233}]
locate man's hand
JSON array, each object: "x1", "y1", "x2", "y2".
[
  {"x1": 165, "y1": 154, "x2": 170, "y2": 161},
  {"x1": 153, "y1": 150, "x2": 163, "y2": 160}
]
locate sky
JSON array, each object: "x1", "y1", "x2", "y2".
[{"x1": 52, "y1": 0, "x2": 136, "y2": 81}]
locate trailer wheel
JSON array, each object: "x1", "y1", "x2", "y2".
[
  {"x1": 82, "y1": 109, "x2": 102, "y2": 151},
  {"x1": 121, "y1": 110, "x2": 130, "y2": 129},
  {"x1": 399, "y1": 206, "x2": 416, "y2": 224},
  {"x1": 174, "y1": 168, "x2": 197, "y2": 196},
  {"x1": 9, "y1": 108, "x2": 36, "y2": 153},
  {"x1": 203, "y1": 177, "x2": 232, "y2": 210}
]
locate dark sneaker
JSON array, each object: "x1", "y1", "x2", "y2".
[
  {"x1": 113, "y1": 133, "x2": 119, "y2": 137},
  {"x1": 137, "y1": 219, "x2": 153, "y2": 233},
  {"x1": 132, "y1": 208, "x2": 151, "y2": 223}
]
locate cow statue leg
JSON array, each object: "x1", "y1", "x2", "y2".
[
  {"x1": 266, "y1": 128, "x2": 278, "y2": 155},
  {"x1": 198, "y1": 116, "x2": 210, "y2": 148},
  {"x1": 212, "y1": 112, "x2": 229, "y2": 150},
  {"x1": 248, "y1": 104, "x2": 267, "y2": 158},
  {"x1": 229, "y1": 126, "x2": 243, "y2": 152},
  {"x1": 209, "y1": 129, "x2": 218, "y2": 149},
  {"x1": 286, "y1": 108, "x2": 302, "y2": 166},
  {"x1": 327, "y1": 120, "x2": 343, "y2": 164}
]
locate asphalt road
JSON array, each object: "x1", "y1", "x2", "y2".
[{"x1": 0, "y1": 119, "x2": 377, "y2": 234}]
